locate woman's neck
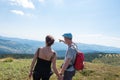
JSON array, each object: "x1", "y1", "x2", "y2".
[{"x1": 45, "y1": 46, "x2": 51, "y2": 49}]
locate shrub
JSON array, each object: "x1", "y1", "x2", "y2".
[
  {"x1": 2, "y1": 57, "x2": 14, "y2": 62},
  {"x1": 81, "y1": 69, "x2": 94, "y2": 76}
]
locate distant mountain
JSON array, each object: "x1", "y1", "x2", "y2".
[
  {"x1": 0, "y1": 36, "x2": 120, "y2": 56},
  {"x1": 76, "y1": 43, "x2": 120, "y2": 53},
  {"x1": 0, "y1": 36, "x2": 43, "y2": 54},
  {"x1": 0, "y1": 39, "x2": 33, "y2": 54}
]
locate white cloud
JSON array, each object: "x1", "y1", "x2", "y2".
[
  {"x1": 10, "y1": 0, "x2": 35, "y2": 9},
  {"x1": 11, "y1": 10, "x2": 24, "y2": 16},
  {"x1": 10, "y1": 10, "x2": 35, "y2": 17}
]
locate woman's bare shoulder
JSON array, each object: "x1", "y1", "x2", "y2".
[{"x1": 52, "y1": 49, "x2": 57, "y2": 55}]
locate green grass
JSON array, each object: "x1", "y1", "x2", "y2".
[{"x1": 0, "y1": 59, "x2": 120, "y2": 80}]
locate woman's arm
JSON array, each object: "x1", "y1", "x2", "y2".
[
  {"x1": 29, "y1": 48, "x2": 39, "y2": 77},
  {"x1": 51, "y1": 53, "x2": 60, "y2": 78}
]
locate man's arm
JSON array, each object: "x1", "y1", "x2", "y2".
[
  {"x1": 59, "y1": 39, "x2": 65, "y2": 43},
  {"x1": 59, "y1": 58, "x2": 71, "y2": 75}
]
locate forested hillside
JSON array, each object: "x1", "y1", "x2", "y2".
[{"x1": 0, "y1": 53, "x2": 120, "y2": 66}]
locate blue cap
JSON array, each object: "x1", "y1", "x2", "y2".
[{"x1": 62, "y1": 33, "x2": 72, "y2": 39}]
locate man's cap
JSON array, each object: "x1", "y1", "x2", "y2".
[{"x1": 62, "y1": 33, "x2": 72, "y2": 39}]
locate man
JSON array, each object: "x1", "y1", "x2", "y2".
[{"x1": 59, "y1": 33, "x2": 77, "y2": 80}]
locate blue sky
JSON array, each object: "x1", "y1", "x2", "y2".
[{"x1": 0, "y1": 0, "x2": 120, "y2": 48}]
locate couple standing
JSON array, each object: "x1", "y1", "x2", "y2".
[{"x1": 29, "y1": 33, "x2": 77, "y2": 80}]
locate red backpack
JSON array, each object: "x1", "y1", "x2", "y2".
[{"x1": 74, "y1": 51, "x2": 84, "y2": 70}]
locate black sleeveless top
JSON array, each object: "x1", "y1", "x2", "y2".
[
  {"x1": 34, "y1": 48, "x2": 55, "y2": 74},
  {"x1": 34, "y1": 57, "x2": 52, "y2": 73}
]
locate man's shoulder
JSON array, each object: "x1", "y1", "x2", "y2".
[{"x1": 69, "y1": 44, "x2": 76, "y2": 50}]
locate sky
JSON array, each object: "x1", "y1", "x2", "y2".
[{"x1": 0, "y1": 0, "x2": 120, "y2": 48}]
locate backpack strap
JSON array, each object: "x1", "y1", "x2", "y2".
[
  {"x1": 70, "y1": 43, "x2": 79, "y2": 67},
  {"x1": 72, "y1": 42, "x2": 79, "y2": 52}
]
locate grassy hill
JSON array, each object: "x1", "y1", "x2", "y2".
[{"x1": 0, "y1": 59, "x2": 120, "y2": 80}]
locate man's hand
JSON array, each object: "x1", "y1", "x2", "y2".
[
  {"x1": 59, "y1": 39, "x2": 65, "y2": 43},
  {"x1": 58, "y1": 72, "x2": 63, "y2": 80}
]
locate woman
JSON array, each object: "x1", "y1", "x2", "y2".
[{"x1": 29, "y1": 35, "x2": 60, "y2": 80}]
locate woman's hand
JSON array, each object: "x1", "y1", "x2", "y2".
[
  {"x1": 28, "y1": 70, "x2": 33, "y2": 78},
  {"x1": 57, "y1": 74, "x2": 63, "y2": 80}
]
